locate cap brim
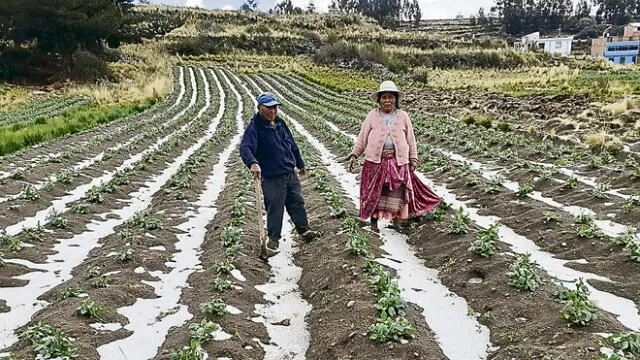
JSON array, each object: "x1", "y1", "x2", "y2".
[{"x1": 261, "y1": 100, "x2": 281, "y2": 107}]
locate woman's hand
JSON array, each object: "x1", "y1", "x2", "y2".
[
  {"x1": 409, "y1": 158, "x2": 418, "y2": 172},
  {"x1": 349, "y1": 154, "x2": 358, "y2": 173}
]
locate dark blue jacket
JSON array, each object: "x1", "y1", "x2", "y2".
[{"x1": 240, "y1": 113, "x2": 305, "y2": 178}]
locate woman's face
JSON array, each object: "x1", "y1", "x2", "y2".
[{"x1": 379, "y1": 92, "x2": 396, "y2": 113}]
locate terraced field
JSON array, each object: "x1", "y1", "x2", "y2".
[{"x1": 1, "y1": 66, "x2": 640, "y2": 360}]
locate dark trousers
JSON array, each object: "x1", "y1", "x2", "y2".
[{"x1": 261, "y1": 171, "x2": 309, "y2": 239}]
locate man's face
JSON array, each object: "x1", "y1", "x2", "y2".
[{"x1": 258, "y1": 104, "x2": 278, "y2": 123}]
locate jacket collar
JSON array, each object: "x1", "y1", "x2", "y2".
[{"x1": 253, "y1": 112, "x2": 283, "y2": 127}]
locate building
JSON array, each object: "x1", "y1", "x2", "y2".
[
  {"x1": 514, "y1": 32, "x2": 573, "y2": 56},
  {"x1": 604, "y1": 40, "x2": 640, "y2": 64},
  {"x1": 591, "y1": 22, "x2": 640, "y2": 63}
]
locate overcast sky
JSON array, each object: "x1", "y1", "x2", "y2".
[{"x1": 147, "y1": 0, "x2": 497, "y2": 19}]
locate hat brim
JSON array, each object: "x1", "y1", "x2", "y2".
[
  {"x1": 260, "y1": 100, "x2": 281, "y2": 107},
  {"x1": 370, "y1": 91, "x2": 403, "y2": 102}
]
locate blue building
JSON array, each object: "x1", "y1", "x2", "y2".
[{"x1": 604, "y1": 40, "x2": 640, "y2": 65}]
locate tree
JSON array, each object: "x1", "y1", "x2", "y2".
[
  {"x1": 275, "y1": 0, "x2": 295, "y2": 14},
  {"x1": 241, "y1": 0, "x2": 259, "y2": 11},
  {"x1": 0, "y1": 0, "x2": 134, "y2": 58}
]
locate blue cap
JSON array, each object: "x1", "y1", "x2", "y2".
[{"x1": 257, "y1": 92, "x2": 281, "y2": 107}]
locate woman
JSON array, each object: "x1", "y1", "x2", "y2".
[{"x1": 348, "y1": 80, "x2": 441, "y2": 232}]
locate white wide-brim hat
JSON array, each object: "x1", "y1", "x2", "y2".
[{"x1": 370, "y1": 80, "x2": 403, "y2": 102}]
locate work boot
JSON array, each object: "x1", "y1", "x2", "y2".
[
  {"x1": 259, "y1": 245, "x2": 279, "y2": 261},
  {"x1": 267, "y1": 236, "x2": 280, "y2": 250},
  {"x1": 301, "y1": 230, "x2": 318, "y2": 242}
]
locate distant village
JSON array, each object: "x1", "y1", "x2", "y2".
[{"x1": 514, "y1": 22, "x2": 640, "y2": 65}]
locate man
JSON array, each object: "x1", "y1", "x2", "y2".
[{"x1": 240, "y1": 92, "x2": 318, "y2": 259}]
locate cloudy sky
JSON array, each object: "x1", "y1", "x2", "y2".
[{"x1": 147, "y1": 0, "x2": 497, "y2": 19}]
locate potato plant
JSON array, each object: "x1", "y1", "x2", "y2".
[
  {"x1": 606, "y1": 331, "x2": 640, "y2": 355},
  {"x1": 188, "y1": 319, "x2": 220, "y2": 343},
  {"x1": 555, "y1": 279, "x2": 599, "y2": 326},
  {"x1": 368, "y1": 314, "x2": 416, "y2": 343},
  {"x1": 171, "y1": 339, "x2": 205, "y2": 360},
  {"x1": 58, "y1": 284, "x2": 83, "y2": 299},
  {"x1": 213, "y1": 278, "x2": 231, "y2": 292},
  {"x1": 213, "y1": 260, "x2": 234, "y2": 275},
  {"x1": 200, "y1": 298, "x2": 227, "y2": 318},
  {"x1": 507, "y1": 253, "x2": 541, "y2": 291},
  {"x1": 76, "y1": 297, "x2": 106, "y2": 319},
  {"x1": 20, "y1": 322, "x2": 78, "y2": 360},
  {"x1": 469, "y1": 222, "x2": 499, "y2": 258},
  {"x1": 47, "y1": 209, "x2": 69, "y2": 228},
  {"x1": 446, "y1": 207, "x2": 470, "y2": 235}
]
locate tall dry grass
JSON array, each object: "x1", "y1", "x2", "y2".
[{"x1": 66, "y1": 42, "x2": 172, "y2": 106}]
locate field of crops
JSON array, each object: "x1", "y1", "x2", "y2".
[{"x1": 1, "y1": 65, "x2": 640, "y2": 360}]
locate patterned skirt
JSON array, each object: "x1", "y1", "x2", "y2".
[{"x1": 359, "y1": 150, "x2": 442, "y2": 220}]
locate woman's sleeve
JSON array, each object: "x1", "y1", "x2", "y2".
[
  {"x1": 351, "y1": 112, "x2": 371, "y2": 157},
  {"x1": 406, "y1": 114, "x2": 418, "y2": 160}
]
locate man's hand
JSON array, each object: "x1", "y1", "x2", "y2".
[
  {"x1": 250, "y1": 163, "x2": 261, "y2": 179},
  {"x1": 299, "y1": 167, "x2": 306, "y2": 176}
]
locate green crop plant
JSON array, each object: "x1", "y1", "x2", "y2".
[
  {"x1": 6, "y1": 236, "x2": 22, "y2": 252},
  {"x1": 485, "y1": 175, "x2": 503, "y2": 194},
  {"x1": 128, "y1": 210, "x2": 163, "y2": 230},
  {"x1": 20, "y1": 322, "x2": 78, "y2": 360},
  {"x1": 118, "y1": 247, "x2": 134, "y2": 262},
  {"x1": 213, "y1": 278, "x2": 231, "y2": 292},
  {"x1": 576, "y1": 224, "x2": 605, "y2": 239},
  {"x1": 22, "y1": 223, "x2": 44, "y2": 241},
  {"x1": 556, "y1": 279, "x2": 599, "y2": 325},
  {"x1": 188, "y1": 319, "x2": 219, "y2": 343},
  {"x1": 113, "y1": 171, "x2": 130, "y2": 186},
  {"x1": 171, "y1": 339, "x2": 205, "y2": 360},
  {"x1": 219, "y1": 226, "x2": 242, "y2": 247},
  {"x1": 85, "y1": 186, "x2": 104, "y2": 203},
  {"x1": 55, "y1": 169, "x2": 76, "y2": 184},
  {"x1": 91, "y1": 275, "x2": 109, "y2": 288},
  {"x1": 564, "y1": 176, "x2": 579, "y2": 189},
  {"x1": 86, "y1": 266, "x2": 102, "y2": 278},
  {"x1": 625, "y1": 242, "x2": 640, "y2": 262},
  {"x1": 574, "y1": 213, "x2": 594, "y2": 225},
  {"x1": 224, "y1": 244, "x2": 242, "y2": 258},
  {"x1": 231, "y1": 198, "x2": 247, "y2": 218},
  {"x1": 213, "y1": 260, "x2": 234, "y2": 275},
  {"x1": 58, "y1": 284, "x2": 83, "y2": 299},
  {"x1": 544, "y1": 211, "x2": 561, "y2": 224},
  {"x1": 606, "y1": 331, "x2": 640, "y2": 355},
  {"x1": 200, "y1": 298, "x2": 227, "y2": 318},
  {"x1": 507, "y1": 253, "x2": 541, "y2": 291},
  {"x1": 516, "y1": 181, "x2": 534, "y2": 197},
  {"x1": 20, "y1": 184, "x2": 40, "y2": 201},
  {"x1": 592, "y1": 182, "x2": 612, "y2": 199},
  {"x1": 614, "y1": 228, "x2": 637, "y2": 246},
  {"x1": 47, "y1": 209, "x2": 69, "y2": 228},
  {"x1": 71, "y1": 202, "x2": 89, "y2": 214},
  {"x1": 469, "y1": 222, "x2": 499, "y2": 258},
  {"x1": 76, "y1": 297, "x2": 106, "y2": 319},
  {"x1": 600, "y1": 353, "x2": 636, "y2": 360},
  {"x1": 374, "y1": 288, "x2": 406, "y2": 318},
  {"x1": 368, "y1": 314, "x2": 416, "y2": 343},
  {"x1": 346, "y1": 232, "x2": 371, "y2": 256},
  {"x1": 424, "y1": 202, "x2": 450, "y2": 222},
  {"x1": 447, "y1": 208, "x2": 470, "y2": 235},
  {"x1": 118, "y1": 228, "x2": 134, "y2": 239}
]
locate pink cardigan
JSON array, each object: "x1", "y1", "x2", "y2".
[{"x1": 350, "y1": 109, "x2": 418, "y2": 165}]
